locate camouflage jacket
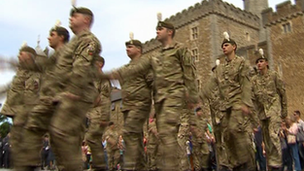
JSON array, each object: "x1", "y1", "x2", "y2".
[
  {"x1": 24, "y1": 71, "x2": 41, "y2": 105},
  {"x1": 204, "y1": 55, "x2": 253, "y2": 110},
  {"x1": 103, "y1": 128, "x2": 119, "y2": 150},
  {"x1": 119, "y1": 57, "x2": 153, "y2": 111},
  {"x1": 1, "y1": 68, "x2": 29, "y2": 116},
  {"x1": 59, "y1": 30, "x2": 102, "y2": 103},
  {"x1": 117, "y1": 42, "x2": 198, "y2": 104},
  {"x1": 251, "y1": 70, "x2": 287, "y2": 120},
  {"x1": 87, "y1": 78, "x2": 112, "y2": 121}
]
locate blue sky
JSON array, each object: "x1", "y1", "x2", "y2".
[{"x1": 0, "y1": 0, "x2": 291, "y2": 105}]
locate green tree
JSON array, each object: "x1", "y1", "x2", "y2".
[{"x1": 0, "y1": 121, "x2": 11, "y2": 137}]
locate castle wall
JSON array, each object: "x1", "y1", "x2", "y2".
[{"x1": 262, "y1": 0, "x2": 304, "y2": 113}]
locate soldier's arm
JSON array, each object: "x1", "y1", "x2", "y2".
[
  {"x1": 99, "y1": 80, "x2": 112, "y2": 123},
  {"x1": 275, "y1": 73, "x2": 287, "y2": 119},
  {"x1": 240, "y1": 59, "x2": 254, "y2": 108},
  {"x1": 106, "y1": 56, "x2": 152, "y2": 80},
  {"x1": 179, "y1": 48, "x2": 199, "y2": 104},
  {"x1": 200, "y1": 75, "x2": 217, "y2": 102}
]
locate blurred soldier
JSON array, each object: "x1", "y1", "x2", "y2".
[
  {"x1": 147, "y1": 117, "x2": 159, "y2": 171},
  {"x1": 2, "y1": 43, "x2": 41, "y2": 170},
  {"x1": 117, "y1": 33, "x2": 153, "y2": 171},
  {"x1": 201, "y1": 32, "x2": 258, "y2": 171},
  {"x1": 0, "y1": 44, "x2": 34, "y2": 118},
  {"x1": 202, "y1": 66, "x2": 230, "y2": 170},
  {"x1": 103, "y1": 122, "x2": 120, "y2": 171},
  {"x1": 178, "y1": 108, "x2": 191, "y2": 171},
  {"x1": 21, "y1": 5, "x2": 101, "y2": 171},
  {"x1": 105, "y1": 13, "x2": 198, "y2": 170},
  {"x1": 86, "y1": 55, "x2": 112, "y2": 171},
  {"x1": 251, "y1": 48, "x2": 287, "y2": 171},
  {"x1": 14, "y1": 23, "x2": 69, "y2": 171},
  {"x1": 190, "y1": 107, "x2": 210, "y2": 171}
]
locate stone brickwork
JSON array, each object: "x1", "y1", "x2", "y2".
[{"x1": 262, "y1": 0, "x2": 304, "y2": 114}]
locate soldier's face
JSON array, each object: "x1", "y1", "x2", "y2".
[
  {"x1": 69, "y1": 13, "x2": 86, "y2": 32},
  {"x1": 18, "y1": 51, "x2": 31, "y2": 63},
  {"x1": 222, "y1": 43, "x2": 235, "y2": 55},
  {"x1": 256, "y1": 59, "x2": 268, "y2": 70},
  {"x1": 156, "y1": 27, "x2": 170, "y2": 42},
  {"x1": 48, "y1": 31, "x2": 61, "y2": 49},
  {"x1": 126, "y1": 45, "x2": 140, "y2": 58}
]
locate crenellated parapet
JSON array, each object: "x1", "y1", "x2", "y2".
[
  {"x1": 143, "y1": 0, "x2": 260, "y2": 53},
  {"x1": 262, "y1": 0, "x2": 304, "y2": 27}
]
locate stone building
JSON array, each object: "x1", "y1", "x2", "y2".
[
  {"x1": 141, "y1": 0, "x2": 304, "y2": 113},
  {"x1": 110, "y1": 0, "x2": 304, "y2": 130}
]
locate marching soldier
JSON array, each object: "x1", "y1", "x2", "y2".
[
  {"x1": 178, "y1": 108, "x2": 191, "y2": 171},
  {"x1": 86, "y1": 55, "x2": 112, "y2": 171},
  {"x1": 105, "y1": 12, "x2": 198, "y2": 170},
  {"x1": 201, "y1": 32, "x2": 258, "y2": 171},
  {"x1": 20, "y1": 4, "x2": 101, "y2": 171},
  {"x1": 147, "y1": 117, "x2": 159, "y2": 171},
  {"x1": 118, "y1": 33, "x2": 153, "y2": 171},
  {"x1": 251, "y1": 48, "x2": 287, "y2": 171},
  {"x1": 103, "y1": 122, "x2": 120, "y2": 171},
  {"x1": 2, "y1": 44, "x2": 40, "y2": 170},
  {"x1": 190, "y1": 106, "x2": 211, "y2": 171}
]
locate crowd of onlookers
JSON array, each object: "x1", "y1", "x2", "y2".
[{"x1": 254, "y1": 110, "x2": 304, "y2": 171}]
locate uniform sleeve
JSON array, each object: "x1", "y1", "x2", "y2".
[
  {"x1": 240, "y1": 59, "x2": 254, "y2": 108},
  {"x1": 68, "y1": 38, "x2": 101, "y2": 94},
  {"x1": 179, "y1": 48, "x2": 199, "y2": 104},
  {"x1": 99, "y1": 80, "x2": 112, "y2": 121},
  {"x1": 275, "y1": 73, "x2": 287, "y2": 119},
  {"x1": 115, "y1": 56, "x2": 152, "y2": 79},
  {"x1": 145, "y1": 69, "x2": 154, "y2": 89}
]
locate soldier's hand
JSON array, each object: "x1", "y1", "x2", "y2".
[
  {"x1": 100, "y1": 121, "x2": 108, "y2": 127},
  {"x1": 62, "y1": 92, "x2": 80, "y2": 100},
  {"x1": 241, "y1": 105, "x2": 251, "y2": 115}
]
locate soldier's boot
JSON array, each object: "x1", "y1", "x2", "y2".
[
  {"x1": 218, "y1": 165, "x2": 230, "y2": 171},
  {"x1": 93, "y1": 167, "x2": 108, "y2": 171},
  {"x1": 269, "y1": 167, "x2": 281, "y2": 171}
]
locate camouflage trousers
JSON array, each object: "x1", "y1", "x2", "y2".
[
  {"x1": 122, "y1": 109, "x2": 149, "y2": 170},
  {"x1": 10, "y1": 105, "x2": 33, "y2": 168},
  {"x1": 178, "y1": 130, "x2": 191, "y2": 171},
  {"x1": 19, "y1": 97, "x2": 90, "y2": 171},
  {"x1": 220, "y1": 108, "x2": 256, "y2": 171},
  {"x1": 147, "y1": 134, "x2": 159, "y2": 171},
  {"x1": 85, "y1": 118, "x2": 107, "y2": 170},
  {"x1": 192, "y1": 140, "x2": 210, "y2": 170},
  {"x1": 155, "y1": 98, "x2": 183, "y2": 171},
  {"x1": 107, "y1": 148, "x2": 120, "y2": 170},
  {"x1": 178, "y1": 110, "x2": 191, "y2": 171},
  {"x1": 261, "y1": 116, "x2": 282, "y2": 168}
]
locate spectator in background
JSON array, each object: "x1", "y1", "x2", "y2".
[
  {"x1": 280, "y1": 121, "x2": 293, "y2": 171},
  {"x1": 41, "y1": 134, "x2": 50, "y2": 170},
  {"x1": 293, "y1": 110, "x2": 304, "y2": 169},
  {"x1": 285, "y1": 117, "x2": 301, "y2": 171},
  {"x1": 2, "y1": 133, "x2": 10, "y2": 168},
  {"x1": 254, "y1": 126, "x2": 266, "y2": 171}
]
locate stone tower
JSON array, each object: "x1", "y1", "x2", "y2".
[{"x1": 243, "y1": 0, "x2": 269, "y2": 41}]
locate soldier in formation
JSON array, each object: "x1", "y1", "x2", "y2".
[{"x1": 251, "y1": 49, "x2": 287, "y2": 171}]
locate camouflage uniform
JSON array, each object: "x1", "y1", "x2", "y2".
[
  {"x1": 118, "y1": 58, "x2": 153, "y2": 170},
  {"x1": 147, "y1": 118, "x2": 159, "y2": 171},
  {"x1": 190, "y1": 107, "x2": 210, "y2": 171},
  {"x1": 10, "y1": 71, "x2": 41, "y2": 167},
  {"x1": 21, "y1": 30, "x2": 101, "y2": 171},
  {"x1": 203, "y1": 84, "x2": 230, "y2": 170},
  {"x1": 178, "y1": 108, "x2": 191, "y2": 171},
  {"x1": 103, "y1": 127, "x2": 120, "y2": 171},
  {"x1": 0, "y1": 68, "x2": 29, "y2": 117},
  {"x1": 86, "y1": 79, "x2": 112, "y2": 170},
  {"x1": 251, "y1": 70, "x2": 287, "y2": 168},
  {"x1": 203, "y1": 55, "x2": 257, "y2": 171},
  {"x1": 116, "y1": 42, "x2": 198, "y2": 170}
]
